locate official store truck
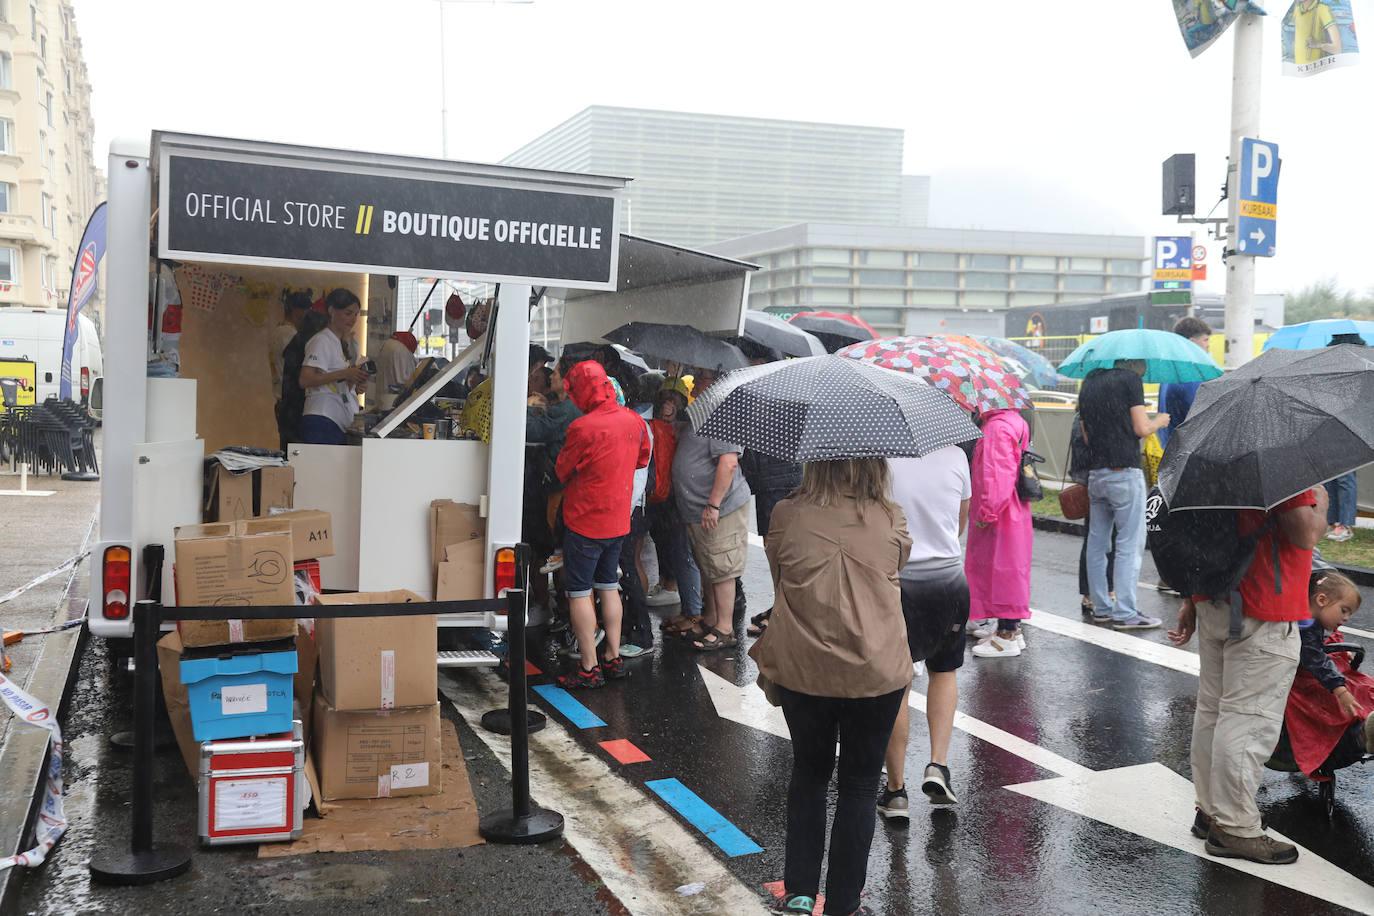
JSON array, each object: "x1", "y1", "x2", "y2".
[{"x1": 87, "y1": 131, "x2": 753, "y2": 658}]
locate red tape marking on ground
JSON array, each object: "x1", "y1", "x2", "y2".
[
  {"x1": 526, "y1": 661, "x2": 542, "y2": 677},
  {"x1": 598, "y1": 738, "x2": 651, "y2": 765}
]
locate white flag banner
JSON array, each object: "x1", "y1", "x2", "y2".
[
  {"x1": 0, "y1": 673, "x2": 67, "y2": 871},
  {"x1": 1283, "y1": 0, "x2": 1360, "y2": 76}
]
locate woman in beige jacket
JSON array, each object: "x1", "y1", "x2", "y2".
[{"x1": 749, "y1": 458, "x2": 912, "y2": 916}]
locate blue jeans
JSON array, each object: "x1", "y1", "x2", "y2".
[
  {"x1": 647, "y1": 502, "x2": 703, "y2": 616},
  {"x1": 1087, "y1": 468, "x2": 1146, "y2": 622},
  {"x1": 1326, "y1": 473, "x2": 1358, "y2": 529}
]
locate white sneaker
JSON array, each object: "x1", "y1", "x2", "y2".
[
  {"x1": 972, "y1": 635, "x2": 1022, "y2": 658},
  {"x1": 968, "y1": 620, "x2": 995, "y2": 640},
  {"x1": 645, "y1": 584, "x2": 681, "y2": 607},
  {"x1": 568, "y1": 628, "x2": 606, "y2": 660}
]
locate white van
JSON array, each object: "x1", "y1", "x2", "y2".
[{"x1": 0, "y1": 306, "x2": 104, "y2": 407}]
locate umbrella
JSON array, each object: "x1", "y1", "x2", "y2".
[
  {"x1": 739, "y1": 311, "x2": 826, "y2": 358},
  {"x1": 974, "y1": 335, "x2": 1064, "y2": 388},
  {"x1": 561, "y1": 341, "x2": 651, "y2": 374},
  {"x1": 787, "y1": 311, "x2": 877, "y2": 352},
  {"x1": 1263, "y1": 318, "x2": 1374, "y2": 351},
  {"x1": 1156, "y1": 345, "x2": 1374, "y2": 510},
  {"x1": 686, "y1": 355, "x2": 980, "y2": 463},
  {"x1": 836, "y1": 335, "x2": 1031, "y2": 414},
  {"x1": 604, "y1": 322, "x2": 748, "y2": 372},
  {"x1": 1058, "y1": 328, "x2": 1222, "y2": 384}
]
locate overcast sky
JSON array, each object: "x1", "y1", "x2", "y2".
[{"x1": 72, "y1": 0, "x2": 1373, "y2": 296}]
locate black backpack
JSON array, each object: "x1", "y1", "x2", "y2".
[{"x1": 1145, "y1": 486, "x2": 1280, "y2": 604}]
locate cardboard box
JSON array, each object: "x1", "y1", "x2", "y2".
[
  {"x1": 313, "y1": 696, "x2": 442, "y2": 801},
  {"x1": 435, "y1": 538, "x2": 486, "y2": 602},
  {"x1": 268, "y1": 509, "x2": 335, "y2": 561},
  {"x1": 174, "y1": 519, "x2": 297, "y2": 648},
  {"x1": 430, "y1": 500, "x2": 484, "y2": 590},
  {"x1": 206, "y1": 465, "x2": 296, "y2": 522},
  {"x1": 158, "y1": 631, "x2": 199, "y2": 779},
  {"x1": 315, "y1": 590, "x2": 436, "y2": 711}
]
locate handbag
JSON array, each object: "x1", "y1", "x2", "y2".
[
  {"x1": 1017, "y1": 449, "x2": 1045, "y2": 502},
  {"x1": 1058, "y1": 421, "x2": 1088, "y2": 519}
]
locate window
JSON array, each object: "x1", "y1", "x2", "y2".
[
  {"x1": 771, "y1": 270, "x2": 796, "y2": 289},
  {"x1": 1069, "y1": 257, "x2": 1105, "y2": 272},
  {"x1": 962, "y1": 292, "x2": 1007, "y2": 308},
  {"x1": 63, "y1": 67, "x2": 69, "y2": 93},
  {"x1": 61, "y1": 9, "x2": 68, "y2": 39},
  {"x1": 915, "y1": 252, "x2": 958, "y2": 269},
  {"x1": 913, "y1": 271, "x2": 958, "y2": 288},
  {"x1": 0, "y1": 182, "x2": 12, "y2": 212},
  {"x1": 40, "y1": 192, "x2": 50, "y2": 227},
  {"x1": 909, "y1": 291, "x2": 956, "y2": 307},
  {"x1": 858, "y1": 308, "x2": 903, "y2": 327},
  {"x1": 858, "y1": 249, "x2": 905, "y2": 268},
  {"x1": 0, "y1": 0, "x2": 8, "y2": 23},
  {"x1": 857, "y1": 269, "x2": 904, "y2": 286},
  {"x1": 29, "y1": 3, "x2": 35, "y2": 40},
  {"x1": 856, "y1": 288, "x2": 904, "y2": 305},
  {"x1": 0, "y1": 246, "x2": 18, "y2": 283},
  {"x1": 808, "y1": 248, "x2": 850, "y2": 265},
  {"x1": 1014, "y1": 273, "x2": 1057, "y2": 291},
  {"x1": 1063, "y1": 274, "x2": 1105, "y2": 292},
  {"x1": 806, "y1": 287, "x2": 851, "y2": 306},
  {"x1": 1109, "y1": 259, "x2": 1141, "y2": 274},
  {"x1": 37, "y1": 129, "x2": 45, "y2": 166},
  {"x1": 964, "y1": 272, "x2": 1009, "y2": 290},
  {"x1": 42, "y1": 254, "x2": 55, "y2": 288},
  {"x1": 38, "y1": 33, "x2": 45, "y2": 60},
  {"x1": 44, "y1": 91, "x2": 53, "y2": 126},
  {"x1": 0, "y1": 53, "x2": 9, "y2": 90},
  {"x1": 968, "y1": 254, "x2": 1009, "y2": 270},
  {"x1": 0, "y1": 118, "x2": 14, "y2": 154},
  {"x1": 1010, "y1": 293, "x2": 1055, "y2": 308},
  {"x1": 809, "y1": 266, "x2": 851, "y2": 285},
  {"x1": 1017, "y1": 255, "x2": 1057, "y2": 271},
  {"x1": 1110, "y1": 276, "x2": 1142, "y2": 293}
]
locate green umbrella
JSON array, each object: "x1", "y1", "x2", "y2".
[{"x1": 1058, "y1": 329, "x2": 1222, "y2": 384}]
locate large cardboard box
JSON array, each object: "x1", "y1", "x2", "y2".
[
  {"x1": 314, "y1": 590, "x2": 436, "y2": 711},
  {"x1": 174, "y1": 519, "x2": 297, "y2": 648},
  {"x1": 206, "y1": 466, "x2": 296, "y2": 522},
  {"x1": 435, "y1": 538, "x2": 486, "y2": 602},
  {"x1": 267, "y1": 509, "x2": 335, "y2": 561},
  {"x1": 313, "y1": 696, "x2": 442, "y2": 801},
  {"x1": 430, "y1": 500, "x2": 484, "y2": 590}
]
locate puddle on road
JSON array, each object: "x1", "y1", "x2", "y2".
[{"x1": 262, "y1": 863, "x2": 391, "y2": 903}]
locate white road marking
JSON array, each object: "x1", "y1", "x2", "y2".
[
  {"x1": 1023, "y1": 608, "x2": 1200, "y2": 676},
  {"x1": 1009, "y1": 764, "x2": 1374, "y2": 915},
  {"x1": 440, "y1": 672, "x2": 770, "y2": 916}
]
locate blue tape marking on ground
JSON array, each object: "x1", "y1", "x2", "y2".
[
  {"x1": 644, "y1": 778, "x2": 764, "y2": 857},
  {"x1": 531, "y1": 684, "x2": 607, "y2": 729}
]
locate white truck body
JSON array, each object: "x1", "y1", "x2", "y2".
[{"x1": 0, "y1": 306, "x2": 102, "y2": 404}]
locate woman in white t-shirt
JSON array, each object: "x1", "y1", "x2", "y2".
[{"x1": 299, "y1": 289, "x2": 368, "y2": 445}]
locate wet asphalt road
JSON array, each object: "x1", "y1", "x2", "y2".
[{"x1": 11, "y1": 527, "x2": 1374, "y2": 915}]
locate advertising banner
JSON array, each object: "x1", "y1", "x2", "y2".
[
  {"x1": 1173, "y1": 0, "x2": 1267, "y2": 57},
  {"x1": 58, "y1": 202, "x2": 107, "y2": 400},
  {"x1": 0, "y1": 358, "x2": 36, "y2": 412},
  {"x1": 1282, "y1": 0, "x2": 1360, "y2": 76}
]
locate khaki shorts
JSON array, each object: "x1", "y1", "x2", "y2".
[{"x1": 686, "y1": 504, "x2": 749, "y2": 583}]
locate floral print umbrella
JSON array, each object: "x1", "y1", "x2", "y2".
[{"x1": 837, "y1": 335, "x2": 1032, "y2": 414}]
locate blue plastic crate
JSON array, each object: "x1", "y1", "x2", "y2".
[{"x1": 180, "y1": 649, "x2": 297, "y2": 742}]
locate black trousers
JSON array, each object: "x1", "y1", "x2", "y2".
[
  {"x1": 618, "y1": 520, "x2": 652, "y2": 648},
  {"x1": 778, "y1": 685, "x2": 904, "y2": 915},
  {"x1": 1078, "y1": 509, "x2": 1116, "y2": 597}
]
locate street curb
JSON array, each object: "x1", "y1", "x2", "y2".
[
  {"x1": 1032, "y1": 514, "x2": 1374, "y2": 588},
  {"x1": 0, "y1": 605, "x2": 88, "y2": 915}
]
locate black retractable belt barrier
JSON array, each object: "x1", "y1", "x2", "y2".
[
  {"x1": 482, "y1": 545, "x2": 546, "y2": 735},
  {"x1": 90, "y1": 543, "x2": 553, "y2": 886}
]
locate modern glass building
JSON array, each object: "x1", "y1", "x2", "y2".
[
  {"x1": 706, "y1": 223, "x2": 1150, "y2": 338},
  {"x1": 502, "y1": 106, "x2": 927, "y2": 249}
]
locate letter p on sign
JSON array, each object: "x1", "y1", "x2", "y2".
[
  {"x1": 1249, "y1": 144, "x2": 1274, "y2": 198},
  {"x1": 1155, "y1": 239, "x2": 1177, "y2": 270}
]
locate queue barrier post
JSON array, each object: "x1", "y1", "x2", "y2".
[{"x1": 481, "y1": 545, "x2": 545, "y2": 736}]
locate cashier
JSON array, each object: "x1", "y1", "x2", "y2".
[
  {"x1": 373, "y1": 331, "x2": 419, "y2": 409},
  {"x1": 299, "y1": 289, "x2": 368, "y2": 445}
]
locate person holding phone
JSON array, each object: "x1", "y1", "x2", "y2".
[{"x1": 299, "y1": 289, "x2": 368, "y2": 445}]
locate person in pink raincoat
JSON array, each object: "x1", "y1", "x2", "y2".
[{"x1": 964, "y1": 408, "x2": 1033, "y2": 659}]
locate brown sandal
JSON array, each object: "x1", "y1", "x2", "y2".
[
  {"x1": 661, "y1": 614, "x2": 700, "y2": 634},
  {"x1": 677, "y1": 620, "x2": 711, "y2": 642},
  {"x1": 692, "y1": 627, "x2": 738, "y2": 652}
]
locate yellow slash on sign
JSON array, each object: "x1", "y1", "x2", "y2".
[
  {"x1": 1239, "y1": 200, "x2": 1276, "y2": 220},
  {"x1": 354, "y1": 205, "x2": 375, "y2": 235}
]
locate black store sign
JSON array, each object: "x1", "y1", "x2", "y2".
[{"x1": 163, "y1": 154, "x2": 619, "y2": 287}]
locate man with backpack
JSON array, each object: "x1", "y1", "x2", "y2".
[
  {"x1": 1166, "y1": 486, "x2": 1328, "y2": 865},
  {"x1": 1079, "y1": 359, "x2": 1171, "y2": 629}
]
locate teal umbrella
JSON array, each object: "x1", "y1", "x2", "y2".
[{"x1": 1058, "y1": 329, "x2": 1222, "y2": 384}]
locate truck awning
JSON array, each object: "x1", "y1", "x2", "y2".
[{"x1": 550, "y1": 234, "x2": 758, "y2": 346}]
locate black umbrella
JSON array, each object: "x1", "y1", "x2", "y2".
[
  {"x1": 604, "y1": 322, "x2": 748, "y2": 372},
  {"x1": 1157, "y1": 344, "x2": 1374, "y2": 510},
  {"x1": 739, "y1": 311, "x2": 826, "y2": 358},
  {"x1": 787, "y1": 312, "x2": 877, "y2": 353},
  {"x1": 686, "y1": 355, "x2": 980, "y2": 462}
]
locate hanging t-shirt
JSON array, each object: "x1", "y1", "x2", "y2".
[
  {"x1": 889, "y1": 446, "x2": 972, "y2": 577},
  {"x1": 302, "y1": 328, "x2": 359, "y2": 433}
]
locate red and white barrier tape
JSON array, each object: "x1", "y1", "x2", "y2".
[{"x1": 0, "y1": 673, "x2": 66, "y2": 870}]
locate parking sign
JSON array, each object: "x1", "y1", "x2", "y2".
[
  {"x1": 1237, "y1": 138, "x2": 1279, "y2": 258},
  {"x1": 1152, "y1": 236, "x2": 1193, "y2": 291}
]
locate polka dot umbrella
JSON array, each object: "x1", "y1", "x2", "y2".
[
  {"x1": 685, "y1": 355, "x2": 980, "y2": 462},
  {"x1": 836, "y1": 335, "x2": 1032, "y2": 414}
]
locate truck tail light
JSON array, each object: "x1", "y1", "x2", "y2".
[
  {"x1": 102, "y1": 546, "x2": 131, "y2": 620},
  {"x1": 79, "y1": 367, "x2": 89, "y2": 399},
  {"x1": 494, "y1": 547, "x2": 517, "y2": 599}
]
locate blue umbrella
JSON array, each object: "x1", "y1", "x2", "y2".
[
  {"x1": 1262, "y1": 318, "x2": 1374, "y2": 351},
  {"x1": 1058, "y1": 329, "x2": 1222, "y2": 384},
  {"x1": 973, "y1": 335, "x2": 1063, "y2": 388}
]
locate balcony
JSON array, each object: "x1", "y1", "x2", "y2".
[{"x1": 0, "y1": 211, "x2": 40, "y2": 244}]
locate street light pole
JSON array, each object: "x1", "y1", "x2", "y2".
[{"x1": 1223, "y1": 12, "x2": 1263, "y2": 369}]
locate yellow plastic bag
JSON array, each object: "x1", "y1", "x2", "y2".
[{"x1": 1143, "y1": 432, "x2": 1164, "y2": 487}]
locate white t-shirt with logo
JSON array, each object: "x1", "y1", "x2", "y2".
[
  {"x1": 889, "y1": 446, "x2": 972, "y2": 577},
  {"x1": 302, "y1": 328, "x2": 360, "y2": 432}
]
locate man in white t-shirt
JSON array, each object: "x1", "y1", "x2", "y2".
[{"x1": 879, "y1": 445, "x2": 972, "y2": 822}]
